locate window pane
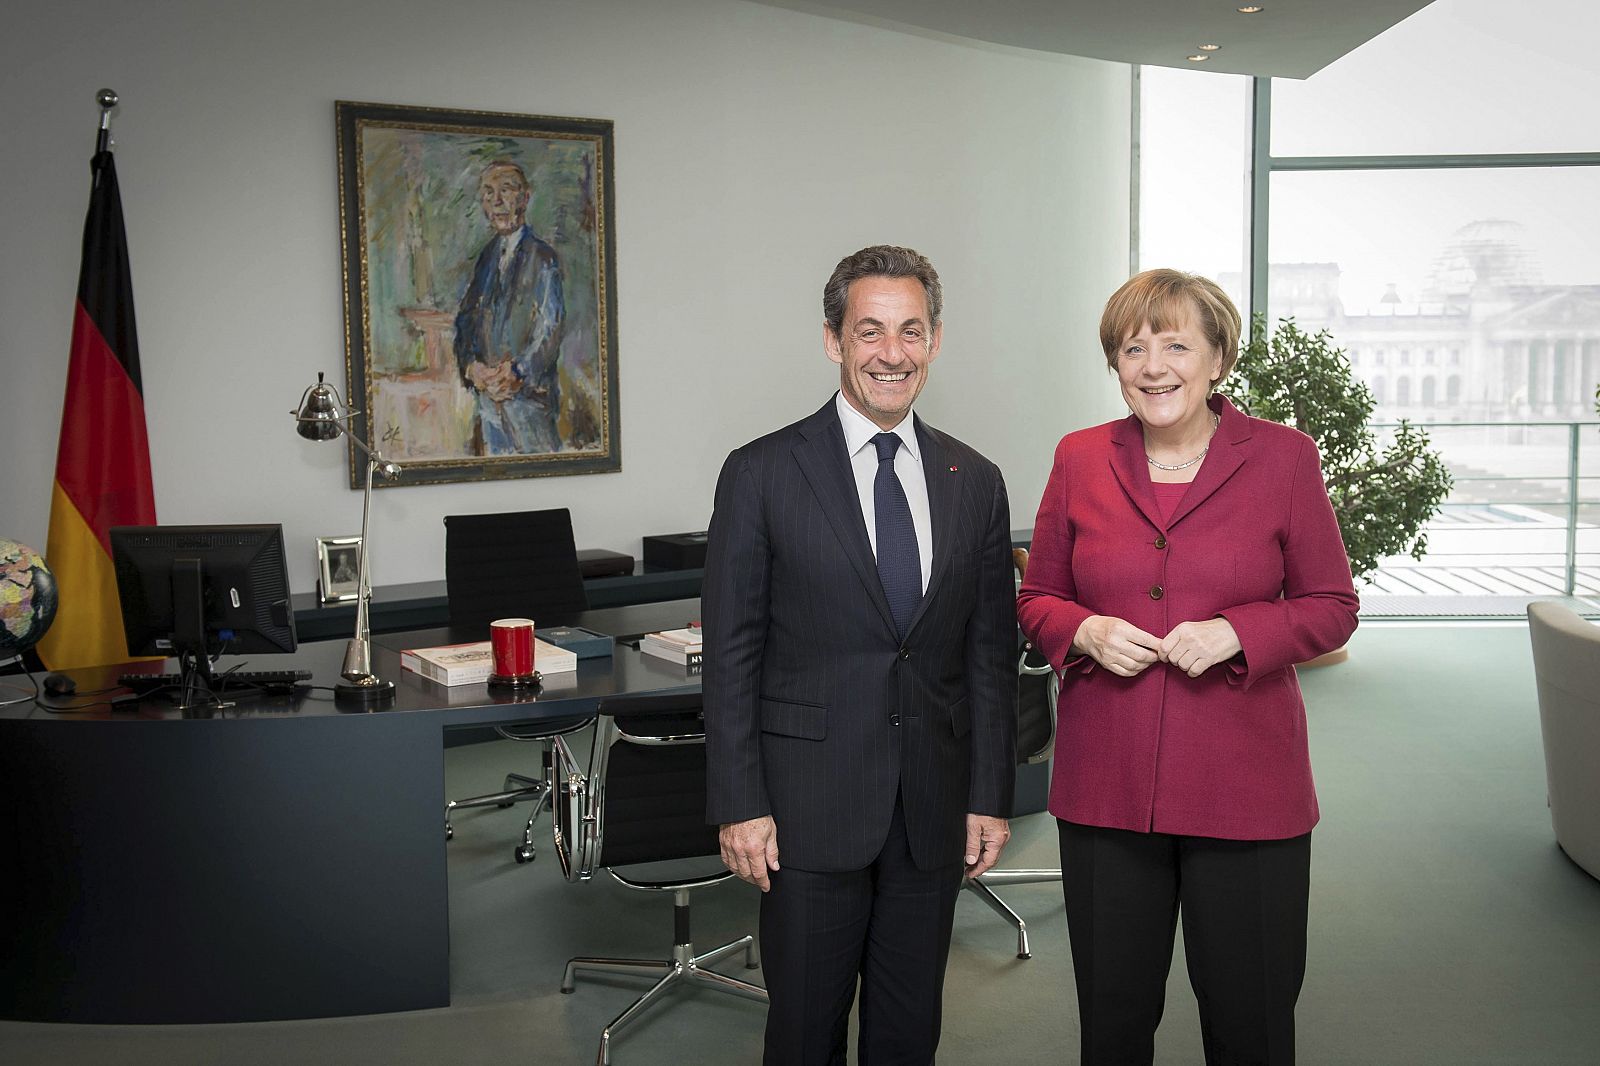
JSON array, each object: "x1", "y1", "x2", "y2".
[
  {"x1": 1266, "y1": 166, "x2": 1600, "y2": 422},
  {"x1": 1138, "y1": 65, "x2": 1250, "y2": 310},
  {"x1": 1271, "y1": 0, "x2": 1600, "y2": 157}
]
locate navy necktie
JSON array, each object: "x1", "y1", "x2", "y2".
[{"x1": 872, "y1": 432, "x2": 922, "y2": 638}]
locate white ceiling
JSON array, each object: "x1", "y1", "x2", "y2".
[{"x1": 753, "y1": 0, "x2": 1436, "y2": 79}]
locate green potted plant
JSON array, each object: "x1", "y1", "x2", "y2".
[{"x1": 1230, "y1": 316, "x2": 1453, "y2": 655}]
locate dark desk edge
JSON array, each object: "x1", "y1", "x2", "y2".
[{"x1": 291, "y1": 530, "x2": 1033, "y2": 643}]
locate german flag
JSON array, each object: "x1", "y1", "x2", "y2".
[{"x1": 36, "y1": 145, "x2": 156, "y2": 670}]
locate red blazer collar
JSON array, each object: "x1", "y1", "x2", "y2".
[{"x1": 1109, "y1": 394, "x2": 1253, "y2": 532}]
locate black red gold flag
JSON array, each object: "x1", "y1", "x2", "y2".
[{"x1": 37, "y1": 146, "x2": 156, "y2": 669}]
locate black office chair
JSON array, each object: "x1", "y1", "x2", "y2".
[
  {"x1": 962, "y1": 546, "x2": 1063, "y2": 959},
  {"x1": 442, "y1": 508, "x2": 596, "y2": 863},
  {"x1": 552, "y1": 691, "x2": 767, "y2": 1066}
]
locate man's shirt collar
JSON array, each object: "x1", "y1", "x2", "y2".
[{"x1": 835, "y1": 391, "x2": 920, "y2": 462}]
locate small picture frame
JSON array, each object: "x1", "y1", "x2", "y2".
[{"x1": 316, "y1": 536, "x2": 363, "y2": 603}]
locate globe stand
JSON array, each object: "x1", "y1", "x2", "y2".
[{"x1": 0, "y1": 655, "x2": 36, "y2": 707}]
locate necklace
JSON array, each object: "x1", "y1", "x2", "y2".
[{"x1": 1147, "y1": 411, "x2": 1220, "y2": 472}]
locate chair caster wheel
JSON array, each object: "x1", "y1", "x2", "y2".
[
  {"x1": 445, "y1": 825, "x2": 454, "y2": 840},
  {"x1": 515, "y1": 844, "x2": 535, "y2": 863}
]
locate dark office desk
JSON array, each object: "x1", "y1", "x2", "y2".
[
  {"x1": 0, "y1": 600, "x2": 706, "y2": 1025},
  {"x1": 288, "y1": 531, "x2": 1034, "y2": 643}
]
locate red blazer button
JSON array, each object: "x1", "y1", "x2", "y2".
[
  {"x1": 1154, "y1": 535, "x2": 1167, "y2": 549},
  {"x1": 1149, "y1": 585, "x2": 1164, "y2": 600}
]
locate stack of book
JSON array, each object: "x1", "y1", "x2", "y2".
[
  {"x1": 640, "y1": 627, "x2": 703, "y2": 668},
  {"x1": 400, "y1": 638, "x2": 578, "y2": 686}
]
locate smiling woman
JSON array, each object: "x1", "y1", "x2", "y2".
[
  {"x1": 1101, "y1": 269, "x2": 1240, "y2": 476},
  {"x1": 1016, "y1": 267, "x2": 1358, "y2": 1065}
]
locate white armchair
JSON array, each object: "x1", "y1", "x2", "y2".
[{"x1": 1526, "y1": 601, "x2": 1600, "y2": 881}]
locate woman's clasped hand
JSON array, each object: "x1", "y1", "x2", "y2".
[{"x1": 1072, "y1": 615, "x2": 1243, "y2": 678}]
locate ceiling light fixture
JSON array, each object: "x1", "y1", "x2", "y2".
[
  {"x1": 1237, "y1": 5, "x2": 1264, "y2": 13},
  {"x1": 1186, "y1": 54, "x2": 1210, "y2": 62},
  {"x1": 1198, "y1": 44, "x2": 1221, "y2": 51}
]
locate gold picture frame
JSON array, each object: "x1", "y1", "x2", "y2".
[{"x1": 334, "y1": 100, "x2": 620, "y2": 487}]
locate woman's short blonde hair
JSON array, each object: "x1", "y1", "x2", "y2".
[{"x1": 1099, "y1": 269, "x2": 1242, "y2": 388}]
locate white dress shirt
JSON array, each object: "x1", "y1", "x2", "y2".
[
  {"x1": 497, "y1": 229, "x2": 525, "y2": 277},
  {"x1": 835, "y1": 391, "x2": 933, "y2": 594}
]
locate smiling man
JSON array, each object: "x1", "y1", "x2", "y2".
[{"x1": 703, "y1": 245, "x2": 1018, "y2": 1065}]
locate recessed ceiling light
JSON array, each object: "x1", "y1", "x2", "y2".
[
  {"x1": 1237, "y1": 5, "x2": 1264, "y2": 13},
  {"x1": 1186, "y1": 54, "x2": 1210, "y2": 62},
  {"x1": 1198, "y1": 44, "x2": 1221, "y2": 51}
]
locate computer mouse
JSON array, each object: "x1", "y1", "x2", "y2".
[{"x1": 42, "y1": 673, "x2": 77, "y2": 697}]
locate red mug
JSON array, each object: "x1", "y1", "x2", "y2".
[{"x1": 489, "y1": 618, "x2": 536, "y2": 678}]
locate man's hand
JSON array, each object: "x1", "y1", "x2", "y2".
[
  {"x1": 467, "y1": 359, "x2": 518, "y2": 401},
  {"x1": 1159, "y1": 618, "x2": 1242, "y2": 677},
  {"x1": 964, "y1": 814, "x2": 1010, "y2": 877},
  {"x1": 719, "y1": 816, "x2": 780, "y2": 892},
  {"x1": 1073, "y1": 615, "x2": 1162, "y2": 678}
]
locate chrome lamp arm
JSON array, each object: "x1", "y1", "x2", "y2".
[{"x1": 292, "y1": 373, "x2": 401, "y2": 703}]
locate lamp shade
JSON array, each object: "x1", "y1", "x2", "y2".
[{"x1": 294, "y1": 373, "x2": 345, "y2": 442}]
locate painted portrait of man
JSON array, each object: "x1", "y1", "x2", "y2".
[
  {"x1": 336, "y1": 103, "x2": 618, "y2": 486},
  {"x1": 454, "y1": 161, "x2": 566, "y2": 457}
]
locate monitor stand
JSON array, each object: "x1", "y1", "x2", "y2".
[{"x1": 171, "y1": 558, "x2": 220, "y2": 710}]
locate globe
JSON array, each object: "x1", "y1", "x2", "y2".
[{"x1": 1, "y1": 539, "x2": 58, "y2": 659}]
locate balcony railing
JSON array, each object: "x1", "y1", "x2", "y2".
[{"x1": 1361, "y1": 420, "x2": 1600, "y2": 618}]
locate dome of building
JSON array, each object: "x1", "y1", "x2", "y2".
[{"x1": 1421, "y1": 219, "x2": 1543, "y2": 299}]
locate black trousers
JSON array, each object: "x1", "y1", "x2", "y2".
[
  {"x1": 759, "y1": 799, "x2": 964, "y2": 1066},
  {"x1": 1058, "y1": 820, "x2": 1312, "y2": 1066}
]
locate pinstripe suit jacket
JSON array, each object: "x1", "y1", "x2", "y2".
[{"x1": 703, "y1": 397, "x2": 1017, "y2": 873}]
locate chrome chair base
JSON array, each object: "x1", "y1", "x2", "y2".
[
  {"x1": 963, "y1": 868, "x2": 1063, "y2": 959},
  {"x1": 445, "y1": 720, "x2": 591, "y2": 861},
  {"x1": 562, "y1": 887, "x2": 767, "y2": 1066},
  {"x1": 443, "y1": 771, "x2": 548, "y2": 859}
]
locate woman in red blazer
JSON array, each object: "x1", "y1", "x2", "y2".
[{"x1": 1017, "y1": 270, "x2": 1359, "y2": 1066}]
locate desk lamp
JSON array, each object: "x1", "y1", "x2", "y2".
[{"x1": 292, "y1": 373, "x2": 401, "y2": 703}]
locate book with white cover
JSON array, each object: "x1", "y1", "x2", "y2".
[
  {"x1": 400, "y1": 638, "x2": 578, "y2": 686},
  {"x1": 640, "y1": 627, "x2": 703, "y2": 666}
]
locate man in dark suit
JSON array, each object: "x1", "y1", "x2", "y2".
[{"x1": 703, "y1": 245, "x2": 1017, "y2": 1065}]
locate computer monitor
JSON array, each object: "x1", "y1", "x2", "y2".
[{"x1": 110, "y1": 525, "x2": 298, "y2": 682}]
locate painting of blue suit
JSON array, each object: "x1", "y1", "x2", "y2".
[{"x1": 453, "y1": 162, "x2": 566, "y2": 456}]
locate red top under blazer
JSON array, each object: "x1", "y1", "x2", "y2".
[{"x1": 1017, "y1": 394, "x2": 1360, "y2": 840}]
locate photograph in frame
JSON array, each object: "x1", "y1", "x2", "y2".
[
  {"x1": 335, "y1": 100, "x2": 619, "y2": 487},
  {"x1": 316, "y1": 536, "x2": 363, "y2": 603}
]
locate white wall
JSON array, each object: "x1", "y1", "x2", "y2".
[{"x1": 0, "y1": 0, "x2": 1130, "y2": 592}]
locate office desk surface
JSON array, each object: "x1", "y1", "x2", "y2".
[
  {"x1": 0, "y1": 600, "x2": 704, "y2": 1025},
  {"x1": 0, "y1": 599, "x2": 704, "y2": 728}
]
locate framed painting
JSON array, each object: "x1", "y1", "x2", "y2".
[{"x1": 335, "y1": 101, "x2": 619, "y2": 487}]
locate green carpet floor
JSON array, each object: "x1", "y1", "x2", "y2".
[{"x1": 4, "y1": 622, "x2": 1598, "y2": 1064}]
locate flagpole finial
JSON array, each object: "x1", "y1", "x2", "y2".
[{"x1": 95, "y1": 89, "x2": 118, "y2": 153}]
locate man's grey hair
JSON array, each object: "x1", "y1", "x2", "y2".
[
  {"x1": 822, "y1": 245, "x2": 942, "y2": 335},
  {"x1": 481, "y1": 159, "x2": 528, "y2": 187}
]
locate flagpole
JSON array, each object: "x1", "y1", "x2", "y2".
[{"x1": 95, "y1": 88, "x2": 117, "y2": 153}]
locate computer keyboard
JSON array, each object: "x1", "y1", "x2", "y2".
[{"x1": 117, "y1": 669, "x2": 313, "y2": 695}]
